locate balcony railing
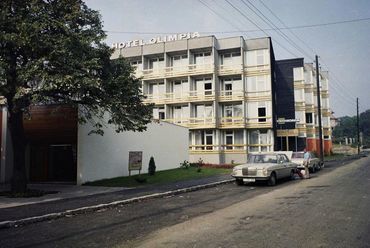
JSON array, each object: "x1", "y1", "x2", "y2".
[
  {"x1": 189, "y1": 144, "x2": 219, "y2": 153},
  {"x1": 189, "y1": 144, "x2": 248, "y2": 153},
  {"x1": 244, "y1": 64, "x2": 270, "y2": 76},
  {"x1": 219, "y1": 116, "x2": 245, "y2": 128},
  {"x1": 218, "y1": 90, "x2": 245, "y2": 101},
  {"x1": 188, "y1": 117, "x2": 216, "y2": 129},
  {"x1": 188, "y1": 63, "x2": 214, "y2": 75},
  {"x1": 245, "y1": 90, "x2": 271, "y2": 101},
  {"x1": 164, "y1": 118, "x2": 189, "y2": 127},
  {"x1": 246, "y1": 116, "x2": 272, "y2": 128},
  {"x1": 218, "y1": 64, "x2": 243, "y2": 76},
  {"x1": 188, "y1": 90, "x2": 215, "y2": 101}
]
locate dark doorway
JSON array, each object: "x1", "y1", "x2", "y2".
[
  {"x1": 48, "y1": 145, "x2": 76, "y2": 182},
  {"x1": 29, "y1": 144, "x2": 76, "y2": 182}
]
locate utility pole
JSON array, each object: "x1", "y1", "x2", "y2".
[
  {"x1": 357, "y1": 97, "x2": 360, "y2": 155},
  {"x1": 315, "y1": 55, "x2": 324, "y2": 162}
]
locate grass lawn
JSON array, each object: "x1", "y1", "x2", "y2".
[
  {"x1": 83, "y1": 167, "x2": 232, "y2": 188},
  {"x1": 324, "y1": 153, "x2": 346, "y2": 161}
]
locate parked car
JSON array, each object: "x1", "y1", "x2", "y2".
[
  {"x1": 291, "y1": 151, "x2": 321, "y2": 173},
  {"x1": 231, "y1": 152, "x2": 297, "y2": 186}
]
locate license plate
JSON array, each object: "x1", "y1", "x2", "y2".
[{"x1": 243, "y1": 178, "x2": 255, "y2": 182}]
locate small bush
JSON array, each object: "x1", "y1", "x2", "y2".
[
  {"x1": 197, "y1": 167, "x2": 202, "y2": 173},
  {"x1": 180, "y1": 160, "x2": 190, "y2": 169},
  {"x1": 148, "y1": 156, "x2": 156, "y2": 175}
]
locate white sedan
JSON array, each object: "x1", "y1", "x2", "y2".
[{"x1": 231, "y1": 153, "x2": 297, "y2": 186}]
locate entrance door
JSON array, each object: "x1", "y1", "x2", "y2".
[{"x1": 48, "y1": 145, "x2": 76, "y2": 182}]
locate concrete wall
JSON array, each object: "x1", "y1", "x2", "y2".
[{"x1": 77, "y1": 121, "x2": 188, "y2": 185}]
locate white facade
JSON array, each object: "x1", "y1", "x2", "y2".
[
  {"x1": 77, "y1": 121, "x2": 188, "y2": 185},
  {"x1": 113, "y1": 36, "x2": 275, "y2": 164}
]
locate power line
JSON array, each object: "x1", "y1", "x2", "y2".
[
  {"x1": 259, "y1": 0, "x2": 317, "y2": 56},
  {"x1": 256, "y1": 0, "x2": 357, "y2": 103},
  {"x1": 224, "y1": 0, "x2": 300, "y2": 58},
  {"x1": 241, "y1": 0, "x2": 315, "y2": 61},
  {"x1": 197, "y1": 0, "x2": 249, "y2": 38},
  {"x1": 104, "y1": 16, "x2": 370, "y2": 34}
]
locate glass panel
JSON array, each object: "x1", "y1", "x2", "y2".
[{"x1": 233, "y1": 105, "x2": 243, "y2": 117}]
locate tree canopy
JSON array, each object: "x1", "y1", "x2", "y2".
[{"x1": 0, "y1": 0, "x2": 152, "y2": 192}]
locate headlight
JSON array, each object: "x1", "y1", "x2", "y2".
[{"x1": 262, "y1": 168, "x2": 268, "y2": 176}]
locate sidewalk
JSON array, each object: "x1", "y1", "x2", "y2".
[{"x1": 0, "y1": 174, "x2": 232, "y2": 224}]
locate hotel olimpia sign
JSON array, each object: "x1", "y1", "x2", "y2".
[{"x1": 112, "y1": 32, "x2": 200, "y2": 49}]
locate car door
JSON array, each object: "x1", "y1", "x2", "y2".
[
  {"x1": 280, "y1": 154, "x2": 292, "y2": 178},
  {"x1": 276, "y1": 154, "x2": 287, "y2": 179}
]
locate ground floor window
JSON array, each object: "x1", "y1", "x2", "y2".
[{"x1": 248, "y1": 129, "x2": 273, "y2": 152}]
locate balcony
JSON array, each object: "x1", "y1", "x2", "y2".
[
  {"x1": 188, "y1": 90, "x2": 215, "y2": 102},
  {"x1": 164, "y1": 92, "x2": 189, "y2": 104},
  {"x1": 188, "y1": 117, "x2": 216, "y2": 129},
  {"x1": 218, "y1": 90, "x2": 245, "y2": 102},
  {"x1": 189, "y1": 144, "x2": 219, "y2": 154},
  {"x1": 218, "y1": 64, "x2": 243, "y2": 76},
  {"x1": 294, "y1": 80, "x2": 305, "y2": 89},
  {"x1": 245, "y1": 90, "x2": 271, "y2": 101},
  {"x1": 188, "y1": 63, "x2": 214, "y2": 76},
  {"x1": 142, "y1": 68, "x2": 166, "y2": 80},
  {"x1": 219, "y1": 117, "x2": 245, "y2": 128},
  {"x1": 220, "y1": 144, "x2": 247, "y2": 153},
  {"x1": 244, "y1": 64, "x2": 270, "y2": 76},
  {"x1": 246, "y1": 117, "x2": 272, "y2": 128},
  {"x1": 143, "y1": 94, "x2": 166, "y2": 104},
  {"x1": 164, "y1": 118, "x2": 189, "y2": 128},
  {"x1": 165, "y1": 66, "x2": 190, "y2": 78},
  {"x1": 295, "y1": 101, "x2": 305, "y2": 111}
]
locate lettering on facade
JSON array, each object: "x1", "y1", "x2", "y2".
[{"x1": 112, "y1": 32, "x2": 200, "y2": 49}]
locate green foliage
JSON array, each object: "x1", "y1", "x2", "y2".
[
  {"x1": 180, "y1": 160, "x2": 190, "y2": 169},
  {"x1": 0, "y1": 0, "x2": 153, "y2": 134},
  {"x1": 333, "y1": 109, "x2": 370, "y2": 146},
  {"x1": 148, "y1": 156, "x2": 156, "y2": 176}
]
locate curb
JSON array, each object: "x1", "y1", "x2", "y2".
[{"x1": 0, "y1": 178, "x2": 235, "y2": 229}]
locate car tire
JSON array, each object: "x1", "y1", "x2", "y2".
[
  {"x1": 311, "y1": 165, "x2": 316, "y2": 173},
  {"x1": 267, "y1": 172, "x2": 277, "y2": 186},
  {"x1": 290, "y1": 170, "x2": 295, "y2": 180},
  {"x1": 235, "y1": 179, "x2": 244, "y2": 186}
]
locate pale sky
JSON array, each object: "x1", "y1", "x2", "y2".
[{"x1": 85, "y1": 0, "x2": 370, "y2": 117}]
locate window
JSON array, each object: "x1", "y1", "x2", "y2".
[
  {"x1": 149, "y1": 57, "x2": 164, "y2": 70},
  {"x1": 246, "y1": 76, "x2": 269, "y2": 92},
  {"x1": 204, "y1": 82, "x2": 212, "y2": 95},
  {"x1": 306, "y1": 113, "x2": 313, "y2": 124},
  {"x1": 194, "y1": 52, "x2": 211, "y2": 65},
  {"x1": 170, "y1": 54, "x2": 188, "y2": 67},
  {"x1": 258, "y1": 107, "x2": 266, "y2": 122},
  {"x1": 205, "y1": 131, "x2": 213, "y2": 150},
  {"x1": 195, "y1": 104, "x2": 213, "y2": 118},
  {"x1": 256, "y1": 50, "x2": 265, "y2": 65},
  {"x1": 293, "y1": 67, "x2": 304, "y2": 81},
  {"x1": 246, "y1": 49, "x2": 268, "y2": 66},
  {"x1": 225, "y1": 131, "x2": 233, "y2": 150},
  {"x1": 153, "y1": 107, "x2": 165, "y2": 120}
]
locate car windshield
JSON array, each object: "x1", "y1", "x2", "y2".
[
  {"x1": 248, "y1": 154, "x2": 277, "y2": 163},
  {"x1": 292, "y1": 153, "x2": 304, "y2": 158}
]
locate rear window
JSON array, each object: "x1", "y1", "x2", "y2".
[{"x1": 292, "y1": 153, "x2": 304, "y2": 158}]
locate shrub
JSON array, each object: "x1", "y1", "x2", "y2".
[
  {"x1": 180, "y1": 160, "x2": 190, "y2": 169},
  {"x1": 148, "y1": 156, "x2": 156, "y2": 175}
]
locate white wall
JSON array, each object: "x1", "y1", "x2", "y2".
[{"x1": 77, "y1": 121, "x2": 188, "y2": 185}]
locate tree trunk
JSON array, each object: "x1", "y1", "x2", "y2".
[{"x1": 9, "y1": 111, "x2": 27, "y2": 193}]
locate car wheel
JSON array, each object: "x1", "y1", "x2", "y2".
[
  {"x1": 290, "y1": 170, "x2": 295, "y2": 180},
  {"x1": 311, "y1": 165, "x2": 316, "y2": 173},
  {"x1": 235, "y1": 179, "x2": 244, "y2": 186},
  {"x1": 267, "y1": 172, "x2": 277, "y2": 186}
]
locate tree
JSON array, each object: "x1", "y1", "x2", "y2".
[
  {"x1": 148, "y1": 156, "x2": 156, "y2": 176},
  {"x1": 0, "y1": 0, "x2": 153, "y2": 193}
]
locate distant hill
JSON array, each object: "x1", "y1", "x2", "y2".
[{"x1": 333, "y1": 109, "x2": 370, "y2": 146}]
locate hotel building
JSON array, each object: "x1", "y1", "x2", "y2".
[
  {"x1": 275, "y1": 59, "x2": 332, "y2": 155},
  {"x1": 112, "y1": 36, "x2": 276, "y2": 164}
]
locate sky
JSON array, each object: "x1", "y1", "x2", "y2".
[{"x1": 85, "y1": 0, "x2": 370, "y2": 118}]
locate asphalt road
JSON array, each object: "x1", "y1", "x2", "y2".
[{"x1": 1, "y1": 156, "x2": 369, "y2": 248}]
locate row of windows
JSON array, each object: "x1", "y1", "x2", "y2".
[
  {"x1": 144, "y1": 75, "x2": 271, "y2": 95},
  {"x1": 129, "y1": 49, "x2": 270, "y2": 69},
  {"x1": 153, "y1": 102, "x2": 270, "y2": 121}
]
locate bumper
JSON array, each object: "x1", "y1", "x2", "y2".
[{"x1": 232, "y1": 175, "x2": 270, "y2": 181}]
